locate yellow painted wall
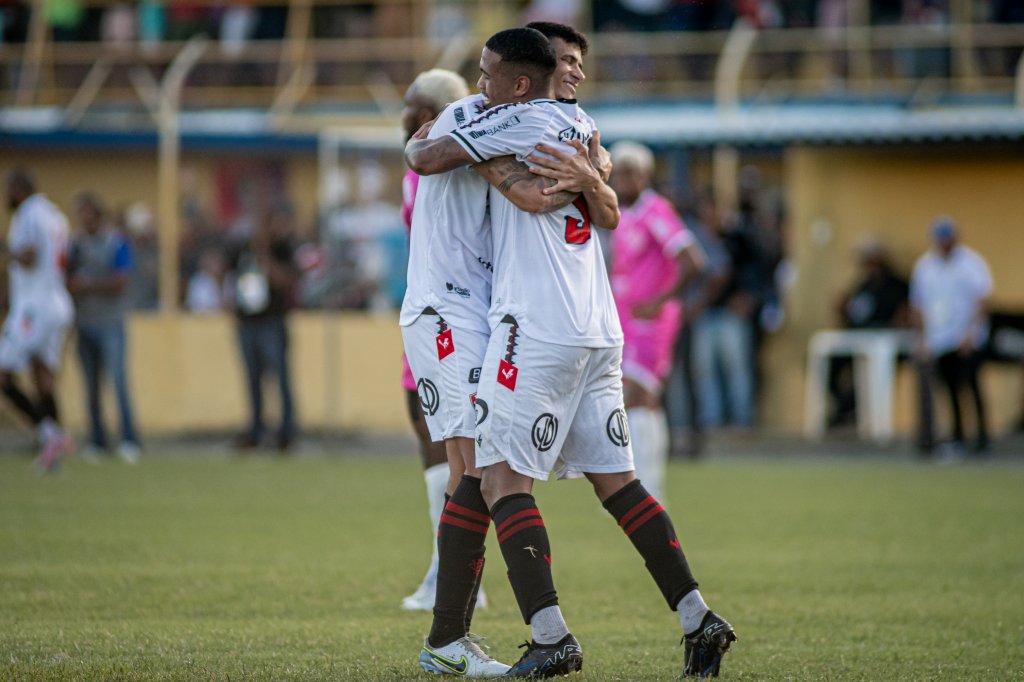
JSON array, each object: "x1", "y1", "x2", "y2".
[
  {"x1": 767, "y1": 145, "x2": 1024, "y2": 434},
  {"x1": 53, "y1": 312, "x2": 406, "y2": 436},
  {"x1": 3, "y1": 144, "x2": 1021, "y2": 438}
]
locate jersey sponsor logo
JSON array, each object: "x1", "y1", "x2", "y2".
[
  {"x1": 436, "y1": 329, "x2": 455, "y2": 360},
  {"x1": 445, "y1": 281, "x2": 471, "y2": 299},
  {"x1": 557, "y1": 125, "x2": 592, "y2": 147},
  {"x1": 467, "y1": 115, "x2": 521, "y2": 139},
  {"x1": 473, "y1": 397, "x2": 489, "y2": 426},
  {"x1": 454, "y1": 106, "x2": 466, "y2": 126},
  {"x1": 497, "y1": 360, "x2": 518, "y2": 391},
  {"x1": 476, "y1": 255, "x2": 493, "y2": 272},
  {"x1": 606, "y1": 408, "x2": 630, "y2": 447},
  {"x1": 468, "y1": 367, "x2": 481, "y2": 384},
  {"x1": 417, "y1": 378, "x2": 440, "y2": 416},
  {"x1": 531, "y1": 413, "x2": 558, "y2": 452}
]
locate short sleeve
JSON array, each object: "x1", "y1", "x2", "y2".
[
  {"x1": 447, "y1": 103, "x2": 550, "y2": 164},
  {"x1": 8, "y1": 209, "x2": 39, "y2": 255}
]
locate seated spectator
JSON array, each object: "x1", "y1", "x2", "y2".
[
  {"x1": 827, "y1": 238, "x2": 910, "y2": 427},
  {"x1": 185, "y1": 248, "x2": 227, "y2": 313}
]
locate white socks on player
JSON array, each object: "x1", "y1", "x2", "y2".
[
  {"x1": 677, "y1": 589, "x2": 710, "y2": 635},
  {"x1": 530, "y1": 605, "x2": 570, "y2": 645},
  {"x1": 627, "y1": 407, "x2": 669, "y2": 502},
  {"x1": 423, "y1": 462, "x2": 449, "y2": 582}
]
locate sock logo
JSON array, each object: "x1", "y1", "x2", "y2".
[
  {"x1": 523, "y1": 545, "x2": 539, "y2": 558},
  {"x1": 417, "y1": 378, "x2": 440, "y2": 416},
  {"x1": 669, "y1": 538, "x2": 680, "y2": 549},
  {"x1": 468, "y1": 557, "x2": 485, "y2": 577},
  {"x1": 531, "y1": 413, "x2": 558, "y2": 452},
  {"x1": 606, "y1": 408, "x2": 630, "y2": 447}
]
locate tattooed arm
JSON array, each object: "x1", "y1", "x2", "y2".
[
  {"x1": 404, "y1": 134, "x2": 476, "y2": 176},
  {"x1": 473, "y1": 156, "x2": 578, "y2": 213}
]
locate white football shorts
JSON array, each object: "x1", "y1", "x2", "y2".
[
  {"x1": 474, "y1": 317, "x2": 634, "y2": 480},
  {"x1": 0, "y1": 307, "x2": 71, "y2": 373},
  {"x1": 402, "y1": 310, "x2": 489, "y2": 442}
]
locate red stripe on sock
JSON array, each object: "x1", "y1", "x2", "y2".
[
  {"x1": 624, "y1": 504, "x2": 665, "y2": 536},
  {"x1": 445, "y1": 501, "x2": 491, "y2": 525},
  {"x1": 495, "y1": 508, "x2": 540, "y2": 534},
  {"x1": 618, "y1": 496, "x2": 658, "y2": 529},
  {"x1": 440, "y1": 513, "x2": 489, "y2": 535},
  {"x1": 497, "y1": 518, "x2": 546, "y2": 544}
]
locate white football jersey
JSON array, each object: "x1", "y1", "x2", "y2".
[
  {"x1": 448, "y1": 99, "x2": 622, "y2": 348},
  {"x1": 6, "y1": 193, "x2": 73, "y2": 318},
  {"x1": 400, "y1": 93, "x2": 493, "y2": 334}
]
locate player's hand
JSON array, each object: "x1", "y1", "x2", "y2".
[
  {"x1": 589, "y1": 130, "x2": 612, "y2": 181},
  {"x1": 633, "y1": 300, "x2": 662, "y2": 320},
  {"x1": 411, "y1": 117, "x2": 436, "y2": 140},
  {"x1": 527, "y1": 140, "x2": 600, "y2": 195}
]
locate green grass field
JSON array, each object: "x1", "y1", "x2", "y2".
[{"x1": 2, "y1": 447, "x2": 1023, "y2": 681}]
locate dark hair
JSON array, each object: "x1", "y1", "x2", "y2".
[
  {"x1": 484, "y1": 27, "x2": 557, "y2": 84},
  {"x1": 525, "y1": 21, "x2": 589, "y2": 56}
]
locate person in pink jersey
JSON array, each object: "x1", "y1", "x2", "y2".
[{"x1": 609, "y1": 141, "x2": 704, "y2": 502}]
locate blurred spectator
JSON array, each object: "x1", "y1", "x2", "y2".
[
  {"x1": 185, "y1": 248, "x2": 227, "y2": 313},
  {"x1": 66, "y1": 191, "x2": 141, "y2": 463},
  {"x1": 690, "y1": 187, "x2": 770, "y2": 431},
  {"x1": 896, "y1": 0, "x2": 950, "y2": 79},
  {"x1": 520, "y1": 0, "x2": 583, "y2": 26},
  {"x1": 121, "y1": 202, "x2": 160, "y2": 311},
  {"x1": 665, "y1": 189, "x2": 731, "y2": 455},
  {"x1": 911, "y1": 217, "x2": 992, "y2": 457},
  {"x1": 1, "y1": 0, "x2": 29, "y2": 43},
  {"x1": 608, "y1": 142, "x2": 704, "y2": 498},
  {"x1": 827, "y1": 238, "x2": 910, "y2": 428},
  {"x1": 227, "y1": 203, "x2": 299, "y2": 451},
  {"x1": 1, "y1": 168, "x2": 75, "y2": 472}
]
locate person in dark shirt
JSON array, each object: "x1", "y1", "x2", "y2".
[
  {"x1": 228, "y1": 203, "x2": 299, "y2": 451},
  {"x1": 828, "y1": 239, "x2": 910, "y2": 427}
]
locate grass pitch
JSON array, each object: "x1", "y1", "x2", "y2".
[{"x1": 1, "y1": 445, "x2": 1022, "y2": 681}]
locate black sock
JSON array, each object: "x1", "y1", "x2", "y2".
[
  {"x1": 491, "y1": 493, "x2": 558, "y2": 624},
  {"x1": 38, "y1": 392, "x2": 58, "y2": 422},
  {"x1": 428, "y1": 476, "x2": 489, "y2": 648},
  {"x1": 603, "y1": 479, "x2": 698, "y2": 609},
  {"x1": 2, "y1": 381, "x2": 42, "y2": 424}
]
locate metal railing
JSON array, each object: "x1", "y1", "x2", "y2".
[{"x1": 3, "y1": 1, "x2": 1024, "y2": 126}]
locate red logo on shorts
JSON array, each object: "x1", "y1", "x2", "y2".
[
  {"x1": 436, "y1": 329, "x2": 454, "y2": 360},
  {"x1": 497, "y1": 360, "x2": 517, "y2": 391}
]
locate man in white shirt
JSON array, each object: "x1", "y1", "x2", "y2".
[
  {"x1": 406, "y1": 25, "x2": 735, "y2": 679},
  {"x1": 911, "y1": 217, "x2": 993, "y2": 455},
  {"x1": 0, "y1": 168, "x2": 75, "y2": 473}
]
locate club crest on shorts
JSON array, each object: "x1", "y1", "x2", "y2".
[
  {"x1": 606, "y1": 408, "x2": 630, "y2": 447},
  {"x1": 497, "y1": 360, "x2": 518, "y2": 391},
  {"x1": 436, "y1": 329, "x2": 454, "y2": 360},
  {"x1": 417, "y1": 378, "x2": 439, "y2": 416},
  {"x1": 531, "y1": 413, "x2": 558, "y2": 452},
  {"x1": 473, "y1": 397, "x2": 489, "y2": 426}
]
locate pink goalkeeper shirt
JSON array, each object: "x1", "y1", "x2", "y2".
[
  {"x1": 611, "y1": 189, "x2": 693, "y2": 314},
  {"x1": 400, "y1": 169, "x2": 420, "y2": 391}
]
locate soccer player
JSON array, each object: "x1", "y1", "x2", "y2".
[
  {"x1": 402, "y1": 43, "x2": 603, "y2": 675},
  {"x1": 0, "y1": 168, "x2": 76, "y2": 473},
  {"x1": 407, "y1": 29, "x2": 737, "y2": 679},
  {"x1": 607, "y1": 141, "x2": 704, "y2": 502},
  {"x1": 397, "y1": 68, "x2": 488, "y2": 613}
]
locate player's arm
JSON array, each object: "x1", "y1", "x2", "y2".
[
  {"x1": 528, "y1": 139, "x2": 620, "y2": 229},
  {"x1": 473, "y1": 156, "x2": 577, "y2": 213},
  {"x1": 634, "y1": 242, "x2": 707, "y2": 319},
  {"x1": 589, "y1": 129, "x2": 612, "y2": 183},
  {"x1": 404, "y1": 132, "x2": 476, "y2": 176},
  {"x1": 1, "y1": 243, "x2": 37, "y2": 268}
]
